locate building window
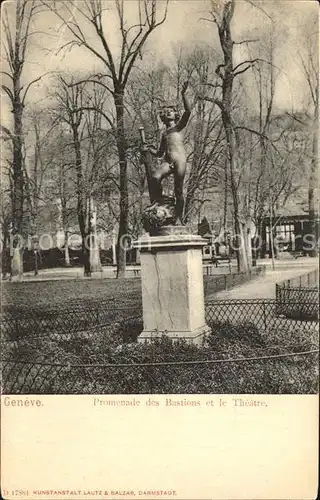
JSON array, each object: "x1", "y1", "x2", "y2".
[{"x1": 266, "y1": 223, "x2": 295, "y2": 251}]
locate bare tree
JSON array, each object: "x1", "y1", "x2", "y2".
[
  {"x1": 50, "y1": 74, "x2": 118, "y2": 274},
  {"x1": 1, "y1": 0, "x2": 49, "y2": 279},
  {"x1": 51, "y1": 76, "x2": 94, "y2": 275},
  {"x1": 0, "y1": 184, "x2": 12, "y2": 279},
  {"x1": 202, "y1": 0, "x2": 252, "y2": 271},
  {"x1": 39, "y1": 130, "x2": 78, "y2": 268},
  {"x1": 183, "y1": 48, "x2": 225, "y2": 223},
  {"x1": 234, "y1": 23, "x2": 278, "y2": 265},
  {"x1": 57, "y1": 161, "x2": 74, "y2": 267},
  {"x1": 42, "y1": 0, "x2": 169, "y2": 277},
  {"x1": 202, "y1": 0, "x2": 288, "y2": 270},
  {"x1": 298, "y1": 20, "x2": 319, "y2": 220},
  {"x1": 22, "y1": 109, "x2": 60, "y2": 274}
]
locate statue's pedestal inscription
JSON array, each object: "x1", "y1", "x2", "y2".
[{"x1": 134, "y1": 232, "x2": 211, "y2": 346}]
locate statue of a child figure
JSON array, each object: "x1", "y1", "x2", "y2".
[{"x1": 141, "y1": 80, "x2": 191, "y2": 225}]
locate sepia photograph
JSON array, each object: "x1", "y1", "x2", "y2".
[{"x1": 1, "y1": 0, "x2": 319, "y2": 397}]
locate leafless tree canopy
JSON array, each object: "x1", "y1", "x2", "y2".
[{"x1": 1, "y1": 0, "x2": 318, "y2": 277}]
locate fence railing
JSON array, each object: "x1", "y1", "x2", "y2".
[
  {"x1": 276, "y1": 268, "x2": 319, "y2": 290},
  {"x1": 1, "y1": 349, "x2": 318, "y2": 395},
  {"x1": 204, "y1": 265, "x2": 266, "y2": 295},
  {"x1": 275, "y1": 268, "x2": 319, "y2": 320},
  {"x1": 1, "y1": 296, "x2": 318, "y2": 394},
  {"x1": 1, "y1": 297, "x2": 317, "y2": 344},
  {"x1": 206, "y1": 298, "x2": 318, "y2": 331}
]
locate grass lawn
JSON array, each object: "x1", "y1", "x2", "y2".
[{"x1": 2, "y1": 278, "x2": 142, "y2": 309}]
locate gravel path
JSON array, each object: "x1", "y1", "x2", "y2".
[{"x1": 207, "y1": 266, "x2": 318, "y2": 300}]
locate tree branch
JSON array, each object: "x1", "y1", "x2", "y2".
[
  {"x1": 234, "y1": 125, "x2": 273, "y2": 141},
  {"x1": 0, "y1": 125, "x2": 13, "y2": 140},
  {"x1": 41, "y1": 0, "x2": 112, "y2": 75},
  {"x1": 122, "y1": 0, "x2": 169, "y2": 86},
  {"x1": 233, "y1": 58, "x2": 261, "y2": 72},
  {"x1": 2, "y1": 84, "x2": 15, "y2": 103},
  {"x1": 0, "y1": 71, "x2": 14, "y2": 81},
  {"x1": 21, "y1": 72, "x2": 55, "y2": 105},
  {"x1": 233, "y1": 65, "x2": 255, "y2": 77},
  {"x1": 215, "y1": 63, "x2": 225, "y2": 79},
  {"x1": 68, "y1": 78, "x2": 114, "y2": 95},
  {"x1": 77, "y1": 107, "x2": 114, "y2": 129},
  {"x1": 201, "y1": 96, "x2": 224, "y2": 111},
  {"x1": 233, "y1": 38, "x2": 259, "y2": 45}
]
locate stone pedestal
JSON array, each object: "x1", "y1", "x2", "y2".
[{"x1": 133, "y1": 230, "x2": 211, "y2": 346}]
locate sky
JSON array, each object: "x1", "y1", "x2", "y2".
[{"x1": 1, "y1": 0, "x2": 319, "y2": 130}]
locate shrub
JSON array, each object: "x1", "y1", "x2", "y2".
[{"x1": 2, "y1": 314, "x2": 318, "y2": 394}]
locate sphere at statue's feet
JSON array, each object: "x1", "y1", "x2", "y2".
[
  {"x1": 142, "y1": 198, "x2": 175, "y2": 235},
  {"x1": 142, "y1": 197, "x2": 193, "y2": 236}
]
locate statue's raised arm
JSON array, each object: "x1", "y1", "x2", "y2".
[{"x1": 176, "y1": 80, "x2": 191, "y2": 132}]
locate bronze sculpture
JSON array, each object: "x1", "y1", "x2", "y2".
[{"x1": 140, "y1": 81, "x2": 191, "y2": 232}]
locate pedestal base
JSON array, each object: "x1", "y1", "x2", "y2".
[
  {"x1": 156, "y1": 225, "x2": 191, "y2": 236},
  {"x1": 133, "y1": 233, "x2": 211, "y2": 346},
  {"x1": 138, "y1": 324, "x2": 211, "y2": 347}
]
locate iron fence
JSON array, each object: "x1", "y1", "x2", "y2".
[
  {"x1": 204, "y1": 265, "x2": 266, "y2": 296},
  {"x1": 1, "y1": 296, "x2": 318, "y2": 394},
  {"x1": 275, "y1": 287, "x2": 318, "y2": 319},
  {"x1": 275, "y1": 268, "x2": 319, "y2": 320},
  {"x1": 2, "y1": 296, "x2": 317, "y2": 344},
  {"x1": 1, "y1": 348, "x2": 318, "y2": 395},
  {"x1": 205, "y1": 299, "x2": 318, "y2": 332},
  {"x1": 276, "y1": 268, "x2": 319, "y2": 289}
]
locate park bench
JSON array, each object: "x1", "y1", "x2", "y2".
[
  {"x1": 113, "y1": 265, "x2": 141, "y2": 277},
  {"x1": 211, "y1": 256, "x2": 231, "y2": 268}
]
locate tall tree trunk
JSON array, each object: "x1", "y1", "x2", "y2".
[
  {"x1": 115, "y1": 89, "x2": 128, "y2": 278},
  {"x1": 24, "y1": 162, "x2": 38, "y2": 277},
  {"x1": 11, "y1": 92, "x2": 24, "y2": 280},
  {"x1": 269, "y1": 195, "x2": 275, "y2": 271},
  {"x1": 64, "y1": 230, "x2": 71, "y2": 266},
  {"x1": 112, "y1": 228, "x2": 117, "y2": 265},
  {"x1": 1, "y1": 223, "x2": 10, "y2": 279},
  {"x1": 60, "y1": 170, "x2": 71, "y2": 267},
  {"x1": 88, "y1": 198, "x2": 102, "y2": 272},
  {"x1": 244, "y1": 221, "x2": 253, "y2": 269},
  {"x1": 223, "y1": 157, "x2": 228, "y2": 240},
  {"x1": 216, "y1": 0, "x2": 249, "y2": 273},
  {"x1": 90, "y1": 233, "x2": 102, "y2": 272},
  {"x1": 72, "y1": 125, "x2": 91, "y2": 276},
  {"x1": 34, "y1": 250, "x2": 39, "y2": 276},
  {"x1": 11, "y1": 248, "x2": 24, "y2": 280},
  {"x1": 222, "y1": 112, "x2": 248, "y2": 272}
]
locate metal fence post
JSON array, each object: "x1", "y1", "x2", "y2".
[{"x1": 263, "y1": 301, "x2": 267, "y2": 331}]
